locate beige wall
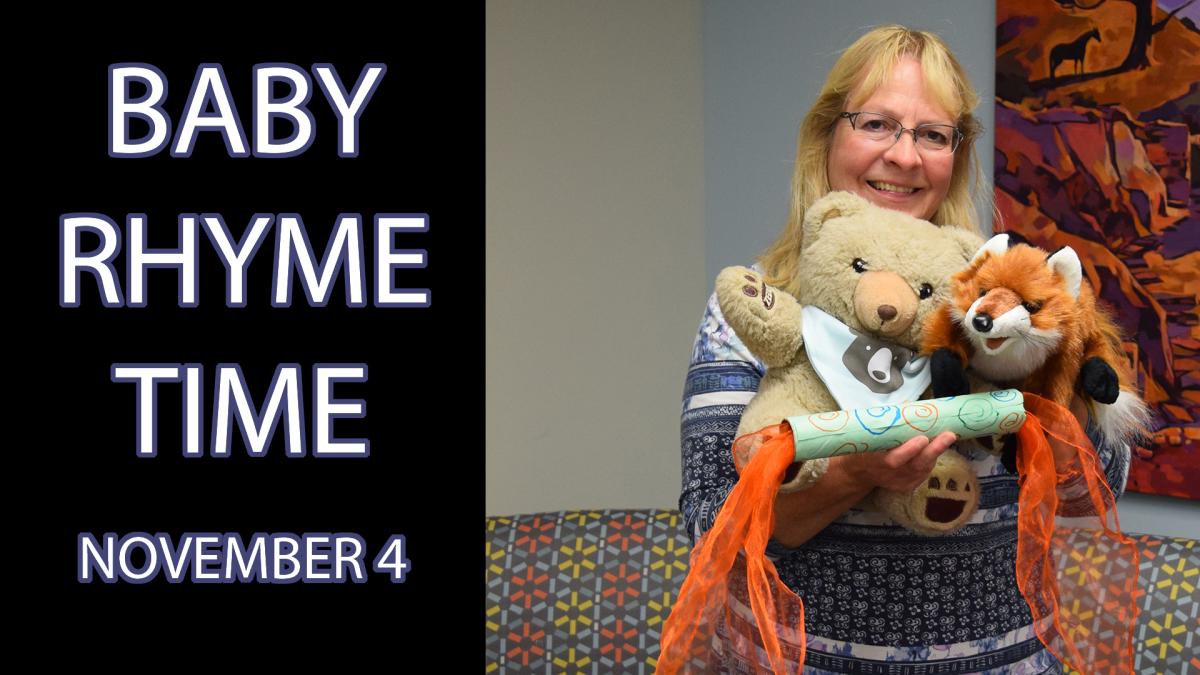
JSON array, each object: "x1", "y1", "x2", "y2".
[{"x1": 486, "y1": 1, "x2": 706, "y2": 515}]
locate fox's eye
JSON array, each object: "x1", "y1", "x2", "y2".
[
  {"x1": 852, "y1": 258, "x2": 868, "y2": 273},
  {"x1": 918, "y1": 283, "x2": 933, "y2": 299},
  {"x1": 1022, "y1": 301, "x2": 1040, "y2": 313},
  {"x1": 978, "y1": 288, "x2": 987, "y2": 298}
]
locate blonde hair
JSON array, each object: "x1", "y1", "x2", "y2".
[{"x1": 759, "y1": 25, "x2": 987, "y2": 296}]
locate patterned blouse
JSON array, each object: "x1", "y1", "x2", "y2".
[{"x1": 679, "y1": 290, "x2": 1129, "y2": 674}]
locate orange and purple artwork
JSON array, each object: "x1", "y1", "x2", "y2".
[{"x1": 995, "y1": 0, "x2": 1199, "y2": 499}]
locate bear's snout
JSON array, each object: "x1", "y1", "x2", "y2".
[{"x1": 854, "y1": 271, "x2": 918, "y2": 338}]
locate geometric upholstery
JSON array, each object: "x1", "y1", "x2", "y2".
[
  {"x1": 486, "y1": 509, "x2": 688, "y2": 673},
  {"x1": 1061, "y1": 534, "x2": 1200, "y2": 675},
  {"x1": 1130, "y1": 535, "x2": 1200, "y2": 675},
  {"x1": 486, "y1": 509, "x2": 1199, "y2": 674}
]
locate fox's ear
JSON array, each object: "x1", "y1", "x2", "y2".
[
  {"x1": 971, "y1": 234, "x2": 1011, "y2": 264},
  {"x1": 803, "y1": 191, "x2": 871, "y2": 244},
  {"x1": 1046, "y1": 246, "x2": 1082, "y2": 298}
]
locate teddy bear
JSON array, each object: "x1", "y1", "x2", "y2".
[{"x1": 715, "y1": 191, "x2": 988, "y2": 535}]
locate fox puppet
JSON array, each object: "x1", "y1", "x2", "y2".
[{"x1": 923, "y1": 234, "x2": 1151, "y2": 463}]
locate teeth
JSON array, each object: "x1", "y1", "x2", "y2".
[{"x1": 869, "y1": 181, "x2": 916, "y2": 194}]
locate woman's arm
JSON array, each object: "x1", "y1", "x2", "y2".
[
  {"x1": 679, "y1": 291, "x2": 765, "y2": 544},
  {"x1": 1063, "y1": 394, "x2": 1132, "y2": 499}
]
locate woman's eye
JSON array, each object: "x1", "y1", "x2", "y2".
[
  {"x1": 919, "y1": 283, "x2": 933, "y2": 299},
  {"x1": 920, "y1": 129, "x2": 948, "y2": 144},
  {"x1": 852, "y1": 258, "x2": 868, "y2": 273}
]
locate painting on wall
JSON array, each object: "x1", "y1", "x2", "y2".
[{"x1": 994, "y1": 0, "x2": 1200, "y2": 499}]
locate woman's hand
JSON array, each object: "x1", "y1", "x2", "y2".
[
  {"x1": 770, "y1": 431, "x2": 959, "y2": 548},
  {"x1": 835, "y1": 431, "x2": 958, "y2": 491}
]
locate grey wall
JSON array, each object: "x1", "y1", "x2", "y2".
[
  {"x1": 485, "y1": 0, "x2": 1200, "y2": 538},
  {"x1": 1115, "y1": 491, "x2": 1199, "y2": 539},
  {"x1": 486, "y1": 1, "x2": 705, "y2": 516}
]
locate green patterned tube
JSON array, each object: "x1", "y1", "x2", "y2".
[{"x1": 785, "y1": 390, "x2": 1026, "y2": 461}]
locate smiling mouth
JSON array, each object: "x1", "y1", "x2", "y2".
[
  {"x1": 868, "y1": 180, "x2": 920, "y2": 195},
  {"x1": 985, "y1": 337, "x2": 1008, "y2": 350},
  {"x1": 925, "y1": 497, "x2": 966, "y2": 523}
]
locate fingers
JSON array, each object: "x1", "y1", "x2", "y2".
[
  {"x1": 885, "y1": 432, "x2": 956, "y2": 491},
  {"x1": 883, "y1": 435, "x2": 930, "y2": 469},
  {"x1": 913, "y1": 431, "x2": 956, "y2": 476},
  {"x1": 851, "y1": 432, "x2": 961, "y2": 491},
  {"x1": 885, "y1": 432, "x2": 954, "y2": 468},
  {"x1": 926, "y1": 431, "x2": 957, "y2": 454}
]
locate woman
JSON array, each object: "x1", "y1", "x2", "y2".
[{"x1": 679, "y1": 25, "x2": 1128, "y2": 673}]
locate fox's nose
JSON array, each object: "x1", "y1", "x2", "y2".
[
  {"x1": 878, "y1": 305, "x2": 897, "y2": 321},
  {"x1": 972, "y1": 314, "x2": 993, "y2": 332}
]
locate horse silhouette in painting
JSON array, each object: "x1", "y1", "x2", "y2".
[{"x1": 1049, "y1": 28, "x2": 1101, "y2": 80}]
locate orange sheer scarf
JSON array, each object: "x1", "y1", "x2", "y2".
[
  {"x1": 658, "y1": 423, "x2": 803, "y2": 673},
  {"x1": 658, "y1": 394, "x2": 1138, "y2": 674},
  {"x1": 1015, "y1": 393, "x2": 1140, "y2": 673}
]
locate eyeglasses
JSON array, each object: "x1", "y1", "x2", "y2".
[{"x1": 839, "y1": 111, "x2": 963, "y2": 153}]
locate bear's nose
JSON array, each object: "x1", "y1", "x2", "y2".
[
  {"x1": 877, "y1": 305, "x2": 897, "y2": 321},
  {"x1": 972, "y1": 314, "x2": 993, "y2": 332}
]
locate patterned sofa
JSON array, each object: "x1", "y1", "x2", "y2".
[{"x1": 485, "y1": 508, "x2": 1198, "y2": 674}]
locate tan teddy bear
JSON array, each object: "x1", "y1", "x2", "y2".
[{"x1": 715, "y1": 191, "x2": 987, "y2": 535}]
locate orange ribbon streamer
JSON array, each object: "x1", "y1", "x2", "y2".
[
  {"x1": 658, "y1": 423, "x2": 803, "y2": 673},
  {"x1": 658, "y1": 394, "x2": 1139, "y2": 674},
  {"x1": 1015, "y1": 393, "x2": 1140, "y2": 674}
]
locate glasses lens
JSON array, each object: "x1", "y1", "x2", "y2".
[
  {"x1": 915, "y1": 125, "x2": 958, "y2": 152},
  {"x1": 853, "y1": 112, "x2": 898, "y2": 140}
]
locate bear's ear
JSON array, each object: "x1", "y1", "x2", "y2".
[
  {"x1": 970, "y1": 233, "x2": 1011, "y2": 264},
  {"x1": 1046, "y1": 246, "x2": 1082, "y2": 298},
  {"x1": 803, "y1": 191, "x2": 871, "y2": 243},
  {"x1": 943, "y1": 228, "x2": 986, "y2": 264}
]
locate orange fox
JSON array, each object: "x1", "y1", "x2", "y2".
[{"x1": 923, "y1": 234, "x2": 1150, "y2": 455}]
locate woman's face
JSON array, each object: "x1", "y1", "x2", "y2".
[{"x1": 827, "y1": 56, "x2": 957, "y2": 221}]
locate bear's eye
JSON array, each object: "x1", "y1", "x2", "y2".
[
  {"x1": 918, "y1": 283, "x2": 933, "y2": 299},
  {"x1": 1022, "y1": 301, "x2": 1040, "y2": 314},
  {"x1": 852, "y1": 258, "x2": 868, "y2": 273}
]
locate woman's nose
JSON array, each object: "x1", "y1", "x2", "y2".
[{"x1": 882, "y1": 131, "x2": 922, "y2": 169}]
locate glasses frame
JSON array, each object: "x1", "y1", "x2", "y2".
[{"x1": 839, "y1": 111, "x2": 963, "y2": 153}]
